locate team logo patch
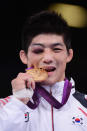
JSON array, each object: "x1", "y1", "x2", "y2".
[
  {"x1": 24, "y1": 112, "x2": 29, "y2": 122},
  {"x1": 72, "y1": 116, "x2": 83, "y2": 125}
]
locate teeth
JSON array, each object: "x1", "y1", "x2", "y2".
[{"x1": 45, "y1": 67, "x2": 56, "y2": 72}]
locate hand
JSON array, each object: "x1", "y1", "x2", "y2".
[{"x1": 11, "y1": 72, "x2": 35, "y2": 104}]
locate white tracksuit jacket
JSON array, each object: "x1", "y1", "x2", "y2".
[{"x1": 0, "y1": 80, "x2": 87, "y2": 131}]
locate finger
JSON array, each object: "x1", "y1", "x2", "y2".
[
  {"x1": 12, "y1": 73, "x2": 35, "y2": 92},
  {"x1": 31, "y1": 80, "x2": 35, "y2": 90},
  {"x1": 26, "y1": 78, "x2": 35, "y2": 90}
]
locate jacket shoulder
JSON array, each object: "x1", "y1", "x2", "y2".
[
  {"x1": 0, "y1": 96, "x2": 11, "y2": 107},
  {"x1": 73, "y1": 91, "x2": 87, "y2": 108}
]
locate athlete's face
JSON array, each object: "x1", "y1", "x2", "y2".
[{"x1": 20, "y1": 34, "x2": 73, "y2": 86}]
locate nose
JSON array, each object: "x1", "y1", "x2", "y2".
[{"x1": 42, "y1": 49, "x2": 54, "y2": 64}]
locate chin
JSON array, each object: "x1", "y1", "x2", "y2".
[{"x1": 40, "y1": 79, "x2": 57, "y2": 86}]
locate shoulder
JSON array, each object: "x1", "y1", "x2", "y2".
[
  {"x1": 0, "y1": 96, "x2": 11, "y2": 107},
  {"x1": 73, "y1": 91, "x2": 87, "y2": 108}
]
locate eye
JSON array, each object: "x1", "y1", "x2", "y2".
[
  {"x1": 53, "y1": 48, "x2": 62, "y2": 52},
  {"x1": 32, "y1": 49, "x2": 44, "y2": 54}
]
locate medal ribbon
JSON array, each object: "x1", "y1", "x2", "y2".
[{"x1": 27, "y1": 79, "x2": 72, "y2": 109}]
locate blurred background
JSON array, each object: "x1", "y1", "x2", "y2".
[{"x1": 0, "y1": 0, "x2": 87, "y2": 97}]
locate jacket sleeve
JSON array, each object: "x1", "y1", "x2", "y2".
[{"x1": 0, "y1": 96, "x2": 30, "y2": 131}]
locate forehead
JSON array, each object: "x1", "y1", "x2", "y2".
[{"x1": 30, "y1": 34, "x2": 65, "y2": 46}]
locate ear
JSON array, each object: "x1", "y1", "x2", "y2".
[
  {"x1": 67, "y1": 49, "x2": 73, "y2": 63},
  {"x1": 19, "y1": 50, "x2": 28, "y2": 64}
]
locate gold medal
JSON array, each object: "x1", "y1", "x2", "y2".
[{"x1": 26, "y1": 65, "x2": 48, "y2": 82}]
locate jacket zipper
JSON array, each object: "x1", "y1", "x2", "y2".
[
  {"x1": 50, "y1": 90, "x2": 54, "y2": 131},
  {"x1": 51, "y1": 105, "x2": 54, "y2": 131}
]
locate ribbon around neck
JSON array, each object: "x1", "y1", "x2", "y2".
[{"x1": 27, "y1": 79, "x2": 72, "y2": 109}]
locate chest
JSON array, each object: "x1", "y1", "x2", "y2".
[
  {"x1": 53, "y1": 106, "x2": 87, "y2": 131},
  {"x1": 29, "y1": 100, "x2": 87, "y2": 131}
]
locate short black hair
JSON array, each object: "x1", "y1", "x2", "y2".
[{"x1": 21, "y1": 10, "x2": 72, "y2": 54}]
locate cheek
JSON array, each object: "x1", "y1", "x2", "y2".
[
  {"x1": 27, "y1": 53, "x2": 40, "y2": 66},
  {"x1": 56, "y1": 55, "x2": 68, "y2": 69},
  {"x1": 27, "y1": 53, "x2": 34, "y2": 66},
  {"x1": 56, "y1": 54, "x2": 67, "y2": 62}
]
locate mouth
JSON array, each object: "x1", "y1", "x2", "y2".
[
  {"x1": 30, "y1": 64, "x2": 56, "y2": 73},
  {"x1": 43, "y1": 66, "x2": 56, "y2": 72}
]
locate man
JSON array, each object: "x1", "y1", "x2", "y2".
[{"x1": 0, "y1": 11, "x2": 87, "y2": 131}]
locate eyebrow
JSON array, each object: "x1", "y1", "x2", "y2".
[
  {"x1": 31, "y1": 43, "x2": 45, "y2": 47},
  {"x1": 51, "y1": 43, "x2": 64, "y2": 47},
  {"x1": 31, "y1": 43, "x2": 64, "y2": 48}
]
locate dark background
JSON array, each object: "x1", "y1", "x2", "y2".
[{"x1": 0, "y1": 0, "x2": 87, "y2": 98}]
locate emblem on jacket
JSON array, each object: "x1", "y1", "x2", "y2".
[
  {"x1": 24, "y1": 112, "x2": 29, "y2": 122},
  {"x1": 72, "y1": 116, "x2": 83, "y2": 125}
]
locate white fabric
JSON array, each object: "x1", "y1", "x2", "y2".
[
  {"x1": 13, "y1": 87, "x2": 34, "y2": 99},
  {"x1": 0, "y1": 79, "x2": 87, "y2": 131}
]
